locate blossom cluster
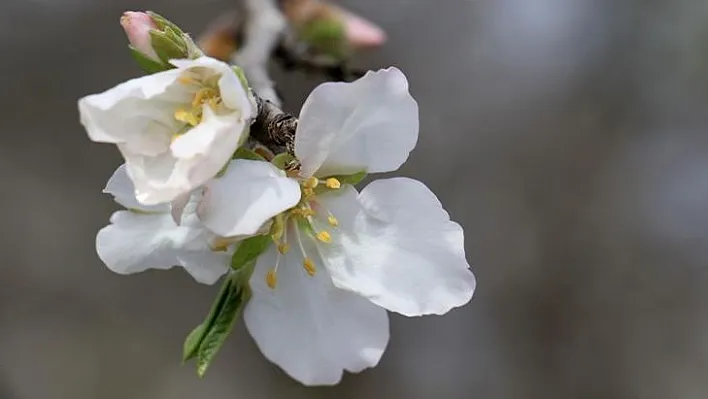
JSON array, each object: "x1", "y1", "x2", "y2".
[{"x1": 78, "y1": 11, "x2": 476, "y2": 386}]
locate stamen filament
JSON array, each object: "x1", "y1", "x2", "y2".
[{"x1": 294, "y1": 225, "x2": 317, "y2": 277}]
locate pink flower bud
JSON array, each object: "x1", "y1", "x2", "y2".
[
  {"x1": 341, "y1": 11, "x2": 387, "y2": 49},
  {"x1": 120, "y1": 11, "x2": 160, "y2": 61}
]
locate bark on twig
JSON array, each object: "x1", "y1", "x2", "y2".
[{"x1": 250, "y1": 94, "x2": 297, "y2": 155}]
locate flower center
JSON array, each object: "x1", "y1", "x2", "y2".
[
  {"x1": 172, "y1": 73, "x2": 224, "y2": 135},
  {"x1": 264, "y1": 177, "x2": 342, "y2": 289}
]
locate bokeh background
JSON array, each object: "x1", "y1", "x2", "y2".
[{"x1": 2, "y1": 0, "x2": 708, "y2": 397}]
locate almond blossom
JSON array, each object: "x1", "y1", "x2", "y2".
[
  {"x1": 96, "y1": 164, "x2": 231, "y2": 284},
  {"x1": 197, "y1": 68, "x2": 476, "y2": 385},
  {"x1": 79, "y1": 56, "x2": 254, "y2": 206}
]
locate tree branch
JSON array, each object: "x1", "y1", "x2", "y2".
[{"x1": 249, "y1": 93, "x2": 297, "y2": 155}]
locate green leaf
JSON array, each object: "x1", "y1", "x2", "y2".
[
  {"x1": 150, "y1": 30, "x2": 187, "y2": 63},
  {"x1": 182, "y1": 324, "x2": 206, "y2": 362},
  {"x1": 231, "y1": 235, "x2": 272, "y2": 271},
  {"x1": 182, "y1": 276, "x2": 233, "y2": 362},
  {"x1": 271, "y1": 153, "x2": 296, "y2": 170},
  {"x1": 232, "y1": 147, "x2": 266, "y2": 162},
  {"x1": 129, "y1": 45, "x2": 168, "y2": 74},
  {"x1": 197, "y1": 279, "x2": 249, "y2": 377}
]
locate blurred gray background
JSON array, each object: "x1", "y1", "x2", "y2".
[{"x1": 2, "y1": 0, "x2": 708, "y2": 398}]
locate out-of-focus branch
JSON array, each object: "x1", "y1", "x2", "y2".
[
  {"x1": 232, "y1": 0, "x2": 287, "y2": 106},
  {"x1": 199, "y1": 0, "x2": 386, "y2": 107}
]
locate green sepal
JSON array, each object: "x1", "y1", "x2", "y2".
[
  {"x1": 232, "y1": 147, "x2": 266, "y2": 162},
  {"x1": 231, "y1": 235, "x2": 272, "y2": 272},
  {"x1": 129, "y1": 45, "x2": 169, "y2": 74},
  {"x1": 182, "y1": 276, "x2": 233, "y2": 362},
  {"x1": 300, "y1": 18, "x2": 349, "y2": 60},
  {"x1": 271, "y1": 153, "x2": 297, "y2": 170},
  {"x1": 196, "y1": 277, "x2": 249, "y2": 377},
  {"x1": 150, "y1": 29, "x2": 187, "y2": 63},
  {"x1": 146, "y1": 11, "x2": 185, "y2": 36}
]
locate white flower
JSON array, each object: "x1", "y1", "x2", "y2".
[
  {"x1": 79, "y1": 56, "x2": 255, "y2": 205},
  {"x1": 198, "y1": 68, "x2": 476, "y2": 385},
  {"x1": 96, "y1": 164, "x2": 231, "y2": 284}
]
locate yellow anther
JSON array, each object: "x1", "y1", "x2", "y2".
[
  {"x1": 192, "y1": 88, "x2": 219, "y2": 108},
  {"x1": 303, "y1": 258, "x2": 316, "y2": 276},
  {"x1": 316, "y1": 231, "x2": 332, "y2": 243},
  {"x1": 174, "y1": 108, "x2": 199, "y2": 126},
  {"x1": 177, "y1": 75, "x2": 198, "y2": 85},
  {"x1": 303, "y1": 187, "x2": 315, "y2": 198},
  {"x1": 303, "y1": 176, "x2": 319, "y2": 189},
  {"x1": 277, "y1": 242, "x2": 290, "y2": 254},
  {"x1": 325, "y1": 178, "x2": 341, "y2": 189},
  {"x1": 328, "y1": 215, "x2": 339, "y2": 227},
  {"x1": 210, "y1": 237, "x2": 231, "y2": 252},
  {"x1": 265, "y1": 269, "x2": 278, "y2": 289}
]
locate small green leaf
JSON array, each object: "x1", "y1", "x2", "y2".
[
  {"x1": 182, "y1": 324, "x2": 206, "y2": 362},
  {"x1": 150, "y1": 30, "x2": 187, "y2": 63},
  {"x1": 231, "y1": 235, "x2": 272, "y2": 271},
  {"x1": 197, "y1": 280, "x2": 249, "y2": 377},
  {"x1": 232, "y1": 147, "x2": 266, "y2": 162},
  {"x1": 271, "y1": 153, "x2": 296, "y2": 170},
  {"x1": 182, "y1": 277, "x2": 233, "y2": 362},
  {"x1": 129, "y1": 46, "x2": 168, "y2": 74}
]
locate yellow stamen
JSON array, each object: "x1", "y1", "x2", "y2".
[
  {"x1": 174, "y1": 108, "x2": 199, "y2": 126},
  {"x1": 210, "y1": 237, "x2": 231, "y2": 252},
  {"x1": 192, "y1": 88, "x2": 219, "y2": 108},
  {"x1": 177, "y1": 75, "x2": 198, "y2": 85},
  {"x1": 325, "y1": 178, "x2": 341, "y2": 189},
  {"x1": 303, "y1": 258, "x2": 316, "y2": 276},
  {"x1": 303, "y1": 187, "x2": 315, "y2": 198},
  {"x1": 328, "y1": 215, "x2": 339, "y2": 227},
  {"x1": 277, "y1": 242, "x2": 290, "y2": 254},
  {"x1": 303, "y1": 176, "x2": 319, "y2": 189},
  {"x1": 316, "y1": 231, "x2": 332, "y2": 243},
  {"x1": 265, "y1": 269, "x2": 278, "y2": 289}
]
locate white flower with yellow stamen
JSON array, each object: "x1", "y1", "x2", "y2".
[
  {"x1": 197, "y1": 68, "x2": 476, "y2": 385},
  {"x1": 95, "y1": 164, "x2": 231, "y2": 284},
  {"x1": 79, "y1": 56, "x2": 254, "y2": 206}
]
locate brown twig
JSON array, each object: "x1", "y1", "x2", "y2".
[{"x1": 250, "y1": 94, "x2": 298, "y2": 155}]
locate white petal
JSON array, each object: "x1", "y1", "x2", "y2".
[
  {"x1": 244, "y1": 241, "x2": 389, "y2": 386},
  {"x1": 78, "y1": 69, "x2": 187, "y2": 149},
  {"x1": 198, "y1": 160, "x2": 301, "y2": 237},
  {"x1": 171, "y1": 56, "x2": 254, "y2": 118},
  {"x1": 319, "y1": 178, "x2": 476, "y2": 316},
  {"x1": 123, "y1": 107, "x2": 246, "y2": 206},
  {"x1": 176, "y1": 251, "x2": 230, "y2": 285},
  {"x1": 295, "y1": 67, "x2": 419, "y2": 177},
  {"x1": 103, "y1": 164, "x2": 169, "y2": 212},
  {"x1": 169, "y1": 106, "x2": 244, "y2": 159},
  {"x1": 96, "y1": 211, "x2": 179, "y2": 275},
  {"x1": 96, "y1": 197, "x2": 229, "y2": 284}
]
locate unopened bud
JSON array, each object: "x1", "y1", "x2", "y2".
[
  {"x1": 121, "y1": 11, "x2": 203, "y2": 74},
  {"x1": 121, "y1": 11, "x2": 160, "y2": 61}
]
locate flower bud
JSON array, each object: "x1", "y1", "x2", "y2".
[{"x1": 121, "y1": 11, "x2": 160, "y2": 61}]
